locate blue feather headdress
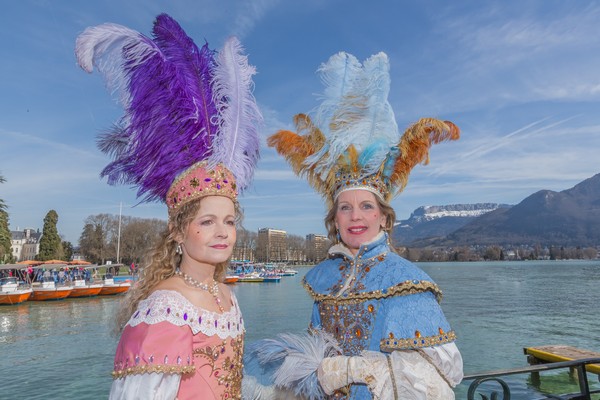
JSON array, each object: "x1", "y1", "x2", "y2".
[
  {"x1": 75, "y1": 14, "x2": 262, "y2": 215},
  {"x1": 268, "y1": 51, "x2": 459, "y2": 207}
]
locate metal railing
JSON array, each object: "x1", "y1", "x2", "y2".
[{"x1": 462, "y1": 357, "x2": 600, "y2": 400}]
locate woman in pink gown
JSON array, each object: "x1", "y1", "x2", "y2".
[
  {"x1": 110, "y1": 192, "x2": 246, "y2": 399},
  {"x1": 75, "y1": 13, "x2": 262, "y2": 399}
]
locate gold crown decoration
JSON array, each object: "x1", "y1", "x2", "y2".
[
  {"x1": 268, "y1": 52, "x2": 459, "y2": 207},
  {"x1": 166, "y1": 162, "x2": 237, "y2": 217}
]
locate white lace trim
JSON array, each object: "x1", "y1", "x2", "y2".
[{"x1": 126, "y1": 290, "x2": 245, "y2": 339}]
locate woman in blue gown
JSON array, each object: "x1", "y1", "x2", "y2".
[{"x1": 245, "y1": 50, "x2": 463, "y2": 400}]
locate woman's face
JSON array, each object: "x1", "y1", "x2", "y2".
[
  {"x1": 178, "y1": 196, "x2": 237, "y2": 267},
  {"x1": 335, "y1": 189, "x2": 386, "y2": 255}
]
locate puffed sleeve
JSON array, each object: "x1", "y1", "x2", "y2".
[
  {"x1": 376, "y1": 289, "x2": 463, "y2": 392},
  {"x1": 109, "y1": 321, "x2": 196, "y2": 400}
]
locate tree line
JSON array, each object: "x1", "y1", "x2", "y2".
[{"x1": 79, "y1": 214, "x2": 167, "y2": 265}]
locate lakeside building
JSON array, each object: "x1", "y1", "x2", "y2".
[
  {"x1": 256, "y1": 228, "x2": 287, "y2": 262},
  {"x1": 305, "y1": 234, "x2": 330, "y2": 263},
  {"x1": 10, "y1": 228, "x2": 42, "y2": 262}
]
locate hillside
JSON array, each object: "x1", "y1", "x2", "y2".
[
  {"x1": 392, "y1": 203, "x2": 510, "y2": 245},
  {"x1": 438, "y1": 173, "x2": 600, "y2": 246}
]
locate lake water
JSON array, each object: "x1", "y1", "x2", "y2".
[{"x1": 1, "y1": 260, "x2": 599, "y2": 399}]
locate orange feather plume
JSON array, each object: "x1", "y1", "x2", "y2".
[
  {"x1": 267, "y1": 114, "x2": 327, "y2": 189},
  {"x1": 391, "y1": 118, "x2": 460, "y2": 192}
]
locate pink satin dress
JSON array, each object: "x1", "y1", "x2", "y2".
[{"x1": 112, "y1": 290, "x2": 245, "y2": 399}]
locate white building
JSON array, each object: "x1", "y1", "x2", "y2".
[{"x1": 11, "y1": 228, "x2": 42, "y2": 261}]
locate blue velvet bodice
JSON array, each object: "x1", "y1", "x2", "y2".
[{"x1": 303, "y1": 233, "x2": 456, "y2": 399}]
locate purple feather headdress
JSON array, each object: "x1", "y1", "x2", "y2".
[{"x1": 75, "y1": 14, "x2": 262, "y2": 211}]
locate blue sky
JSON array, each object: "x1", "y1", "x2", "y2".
[{"x1": 2, "y1": 0, "x2": 600, "y2": 244}]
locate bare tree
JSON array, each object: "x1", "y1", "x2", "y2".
[
  {"x1": 286, "y1": 234, "x2": 306, "y2": 264},
  {"x1": 119, "y1": 217, "x2": 167, "y2": 265},
  {"x1": 234, "y1": 228, "x2": 257, "y2": 261},
  {"x1": 79, "y1": 214, "x2": 117, "y2": 264}
]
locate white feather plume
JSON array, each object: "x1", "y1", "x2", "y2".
[
  {"x1": 210, "y1": 36, "x2": 262, "y2": 192},
  {"x1": 307, "y1": 52, "x2": 400, "y2": 179},
  {"x1": 305, "y1": 52, "x2": 362, "y2": 170},
  {"x1": 247, "y1": 329, "x2": 341, "y2": 400},
  {"x1": 75, "y1": 23, "x2": 158, "y2": 110}
]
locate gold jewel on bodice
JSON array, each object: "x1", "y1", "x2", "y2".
[
  {"x1": 193, "y1": 335, "x2": 244, "y2": 399},
  {"x1": 175, "y1": 268, "x2": 224, "y2": 312}
]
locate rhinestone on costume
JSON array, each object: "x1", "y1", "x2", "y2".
[
  {"x1": 368, "y1": 304, "x2": 374, "y2": 312},
  {"x1": 415, "y1": 330, "x2": 421, "y2": 338}
]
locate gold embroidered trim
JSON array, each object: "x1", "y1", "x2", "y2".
[
  {"x1": 303, "y1": 279, "x2": 443, "y2": 304},
  {"x1": 380, "y1": 330, "x2": 456, "y2": 351},
  {"x1": 112, "y1": 364, "x2": 196, "y2": 379}
]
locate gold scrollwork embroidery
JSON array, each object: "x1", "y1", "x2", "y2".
[
  {"x1": 193, "y1": 334, "x2": 244, "y2": 399},
  {"x1": 305, "y1": 279, "x2": 443, "y2": 304},
  {"x1": 380, "y1": 330, "x2": 457, "y2": 351},
  {"x1": 112, "y1": 364, "x2": 196, "y2": 379}
]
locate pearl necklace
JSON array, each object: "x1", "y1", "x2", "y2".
[{"x1": 174, "y1": 268, "x2": 224, "y2": 312}]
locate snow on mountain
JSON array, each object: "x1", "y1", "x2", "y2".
[{"x1": 397, "y1": 203, "x2": 510, "y2": 226}]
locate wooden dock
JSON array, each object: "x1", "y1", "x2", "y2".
[{"x1": 524, "y1": 345, "x2": 600, "y2": 375}]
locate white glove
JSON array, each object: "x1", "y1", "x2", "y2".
[
  {"x1": 317, "y1": 355, "x2": 382, "y2": 395},
  {"x1": 318, "y1": 350, "x2": 457, "y2": 400}
]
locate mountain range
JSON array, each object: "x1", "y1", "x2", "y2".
[{"x1": 392, "y1": 173, "x2": 600, "y2": 247}]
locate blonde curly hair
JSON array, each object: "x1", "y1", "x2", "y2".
[{"x1": 114, "y1": 196, "x2": 242, "y2": 334}]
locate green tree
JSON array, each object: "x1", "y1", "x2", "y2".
[
  {"x1": 0, "y1": 210, "x2": 14, "y2": 263},
  {"x1": 62, "y1": 241, "x2": 74, "y2": 261},
  {"x1": 37, "y1": 210, "x2": 64, "y2": 261},
  {"x1": 0, "y1": 173, "x2": 6, "y2": 213}
]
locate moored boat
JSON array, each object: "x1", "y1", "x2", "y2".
[
  {"x1": 224, "y1": 275, "x2": 239, "y2": 284},
  {"x1": 30, "y1": 277, "x2": 72, "y2": 301},
  {"x1": 237, "y1": 272, "x2": 264, "y2": 282},
  {"x1": 260, "y1": 273, "x2": 281, "y2": 282},
  {"x1": 68, "y1": 278, "x2": 103, "y2": 298},
  {"x1": 0, "y1": 277, "x2": 32, "y2": 305},
  {"x1": 281, "y1": 268, "x2": 298, "y2": 276},
  {"x1": 99, "y1": 274, "x2": 131, "y2": 295}
]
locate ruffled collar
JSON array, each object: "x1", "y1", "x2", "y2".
[{"x1": 328, "y1": 231, "x2": 389, "y2": 260}]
